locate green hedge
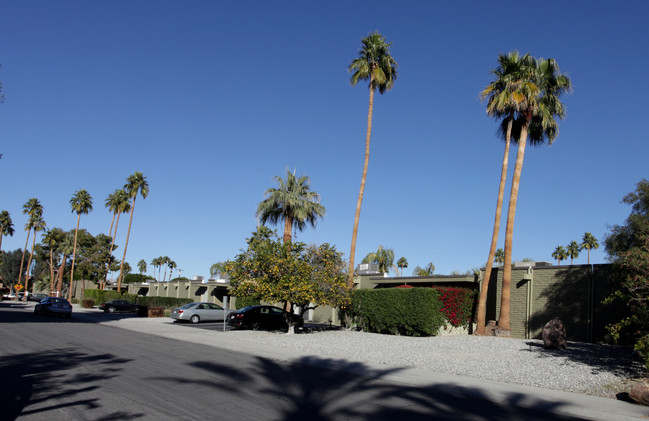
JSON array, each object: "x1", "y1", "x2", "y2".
[
  {"x1": 123, "y1": 274, "x2": 155, "y2": 283},
  {"x1": 84, "y1": 289, "x2": 137, "y2": 303},
  {"x1": 344, "y1": 288, "x2": 444, "y2": 337},
  {"x1": 135, "y1": 296, "x2": 193, "y2": 308}
]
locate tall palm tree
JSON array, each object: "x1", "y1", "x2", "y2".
[
  {"x1": 566, "y1": 240, "x2": 581, "y2": 265},
  {"x1": 256, "y1": 168, "x2": 325, "y2": 243},
  {"x1": 25, "y1": 216, "x2": 46, "y2": 294},
  {"x1": 161, "y1": 256, "x2": 170, "y2": 282},
  {"x1": 552, "y1": 245, "x2": 568, "y2": 266},
  {"x1": 151, "y1": 257, "x2": 161, "y2": 281},
  {"x1": 475, "y1": 52, "x2": 535, "y2": 335},
  {"x1": 361, "y1": 245, "x2": 395, "y2": 274},
  {"x1": 498, "y1": 57, "x2": 571, "y2": 334},
  {"x1": 210, "y1": 262, "x2": 226, "y2": 279},
  {"x1": 413, "y1": 262, "x2": 435, "y2": 277},
  {"x1": 103, "y1": 189, "x2": 130, "y2": 289},
  {"x1": 118, "y1": 172, "x2": 149, "y2": 292},
  {"x1": 56, "y1": 232, "x2": 75, "y2": 297},
  {"x1": 396, "y1": 257, "x2": 408, "y2": 276},
  {"x1": 581, "y1": 232, "x2": 599, "y2": 264},
  {"x1": 138, "y1": 259, "x2": 147, "y2": 275},
  {"x1": 0, "y1": 210, "x2": 14, "y2": 253},
  {"x1": 18, "y1": 198, "x2": 43, "y2": 288},
  {"x1": 69, "y1": 189, "x2": 93, "y2": 301},
  {"x1": 347, "y1": 31, "x2": 398, "y2": 289},
  {"x1": 167, "y1": 260, "x2": 177, "y2": 281}
]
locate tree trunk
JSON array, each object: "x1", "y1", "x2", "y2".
[
  {"x1": 56, "y1": 253, "x2": 68, "y2": 297},
  {"x1": 69, "y1": 214, "x2": 81, "y2": 302},
  {"x1": 103, "y1": 212, "x2": 121, "y2": 289},
  {"x1": 18, "y1": 229, "x2": 31, "y2": 286},
  {"x1": 118, "y1": 197, "x2": 137, "y2": 292},
  {"x1": 283, "y1": 216, "x2": 293, "y2": 243},
  {"x1": 475, "y1": 117, "x2": 512, "y2": 335},
  {"x1": 348, "y1": 80, "x2": 375, "y2": 289},
  {"x1": 26, "y1": 232, "x2": 38, "y2": 296},
  {"x1": 499, "y1": 119, "x2": 530, "y2": 333}
]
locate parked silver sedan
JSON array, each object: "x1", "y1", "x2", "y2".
[{"x1": 170, "y1": 302, "x2": 227, "y2": 324}]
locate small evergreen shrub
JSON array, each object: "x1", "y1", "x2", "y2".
[
  {"x1": 235, "y1": 295, "x2": 261, "y2": 309},
  {"x1": 344, "y1": 288, "x2": 444, "y2": 337},
  {"x1": 83, "y1": 289, "x2": 137, "y2": 303},
  {"x1": 135, "y1": 296, "x2": 193, "y2": 309},
  {"x1": 81, "y1": 299, "x2": 94, "y2": 309}
]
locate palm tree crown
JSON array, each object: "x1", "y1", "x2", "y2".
[
  {"x1": 256, "y1": 169, "x2": 325, "y2": 243},
  {"x1": 413, "y1": 262, "x2": 435, "y2": 277},
  {"x1": 552, "y1": 246, "x2": 568, "y2": 266},
  {"x1": 396, "y1": 257, "x2": 408, "y2": 276},
  {"x1": 566, "y1": 241, "x2": 581, "y2": 265},
  {"x1": 70, "y1": 189, "x2": 94, "y2": 216},
  {"x1": 0, "y1": 210, "x2": 15, "y2": 252},
  {"x1": 362, "y1": 245, "x2": 395, "y2": 275}
]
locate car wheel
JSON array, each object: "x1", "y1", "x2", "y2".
[
  {"x1": 190, "y1": 315, "x2": 200, "y2": 324},
  {"x1": 108, "y1": 306, "x2": 116, "y2": 313},
  {"x1": 251, "y1": 320, "x2": 261, "y2": 331}
]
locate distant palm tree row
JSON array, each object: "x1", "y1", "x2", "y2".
[
  {"x1": 552, "y1": 232, "x2": 599, "y2": 266},
  {"x1": 150, "y1": 256, "x2": 177, "y2": 282},
  {"x1": 0, "y1": 171, "x2": 149, "y2": 298}
]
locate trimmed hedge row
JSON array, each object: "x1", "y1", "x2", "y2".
[
  {"x1": 83, "y1": 289, "x2": 193, "y2": 309},
  {"x1": 344, "y1": 288, "x2": 445, "y2": 337}
]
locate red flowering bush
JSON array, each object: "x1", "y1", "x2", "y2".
[{"x1": 432, "y1": 287, "x2": 477, "y2": 328}]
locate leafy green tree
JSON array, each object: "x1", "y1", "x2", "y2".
[
  {"x1": 604, "y1": 180, "x2": 649, "y2": 359},
  {"x1": 499, "y1": 57, "x2": 571, "y2": 334},
  {"x1": 0, "y1": 249, "x2": 28, "y2": 286},
  {"x1": 396, "y1": 257, "x2": 408, "y2": 276},
  {"x1": 475, "y1": 52, "x2": 535, "y2": 335},
  {"x1": 256, "y1": 168, "x2": 325, "y2": 244},
  {"x1": 581, "y1": 232, "x2": 599, "y2": 265},
  {"x1": 118, "y1": 172, "x2": 149, "y2": 291},
  {"x1": 362, "y1": 245, "x2": 395, "y2": 275},
  {"x1": 347, "y1": 31, "x2": 398, "y2": 289},
  {"x1": 41, "y1": 228, "x2": 66, "y2": 292},
  {"x1": 566, "y1": 240, "x2": 581, "y2": 265},
  {"x1": 552, "y1": 245, "x2": 567, "y2": 266},
  {"x1": 226, "y1": 228, "x2": 349, "y2": 334},
  {"x1": 0, "y1": 210, "x2": 14, "y2": 253},
  {"x1": 413, "y1": 262, "x2": 435, "y2": 277},
  {"x1": 18, "y1": 198, "x2": 43, "y2": 288},
  {"x1": 69, "y1": 189, "x2": 93, "y2": 300},
  {"x1": 137, "y1": 259, "x2": 147, "y2": 274}
]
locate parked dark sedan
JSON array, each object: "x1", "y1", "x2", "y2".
[
  {"x1": 28, "y1": 293, "x2": 48, "y2": 302},
  {"x1": 99, "y1": 299, "x2": 138, "y2": 313},
  {"x1": 227, "y1": 305, "x2": 303, "y2": 331},
  {"x1": 34, "y1": 297, "x2": 73, "y2": 318}
]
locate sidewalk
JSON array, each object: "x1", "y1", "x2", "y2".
[{"x1": 70, "y1": 304, "x2": 649, "y2": 420}]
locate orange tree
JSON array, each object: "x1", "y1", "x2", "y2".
[{"x1": 226, "y1": 228, "x2": 349, "y2": 333}]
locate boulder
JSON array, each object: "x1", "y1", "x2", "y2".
[
  {"x1": 629, "y1": 382, "x2": 649, "y2": 406},
  {"x1": 542, "y1": 317, "x2": 567, "y2": 350}
]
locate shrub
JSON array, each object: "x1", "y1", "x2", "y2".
[
  {"x1": 235, "y1": 295, "x2": 261, "y2": 309},
  {"x1": 344, "y1": 288, "x2": 444, "y2": 337},
  {"x1": 134, "y1": 296, "x2": 193, "y2": 309},
  {"x1": 123, "y1": 273, "x2": 155, "y2": 283},
  {"x1": 81, "y1": 299, "x2": 94, "y2": 309},
  {"x1": 634, "y1": 334, "x2": 649, "y2": 369},
  {"x1": 432, "y1": 287, "x2": 477, "y2": 328},
  {"x1": 83, "y1": 289, "x2": 137, "y2": 304}
]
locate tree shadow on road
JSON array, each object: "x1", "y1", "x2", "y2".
[
  {"x1": 155, "y1": 355, "x2": 585, "y2": 420},
  {"x1": 0, "y1": 348, "x2": 140, "y2": 421}
]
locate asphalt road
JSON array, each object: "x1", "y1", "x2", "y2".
[{"x1": 0, "y1": 302, "x2": 625, "y2": 420}]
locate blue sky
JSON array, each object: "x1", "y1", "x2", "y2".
[{"x1": 1, "y1": 1, "x2": 648, "y2": 281}]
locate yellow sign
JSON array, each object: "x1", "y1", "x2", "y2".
[{"x1": 14, "y1": 284, "x2": 23, "y2": 291}]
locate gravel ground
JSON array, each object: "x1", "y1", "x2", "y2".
[{"x1": 226, "y1": 329, "x2": 646, "y2": 399}]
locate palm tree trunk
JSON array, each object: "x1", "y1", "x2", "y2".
[
  {"x1": 117, "y1": 197, "x2": 137, "y2": 292},
  {"x1": 475, "y1": 118, "x2": 512, "y2": 335},
  {"x1": 348, "y1": 81, "x2": 375, "y2": 288},
  {"x1": 26, "y1": 232, "x2": 38, "y2": 296},
  {"x1": 103, "y1": 212, "x2": 121, "y2": 289},
  {"x1": 49, "y1": 248, "x2": 55, "y2": 294},
  {"x1": 283, "y1": 216, "x2": 293, "y2": 243},
  {"x1": 57, "y1": 253, "x2": 67, "y2": 297},
  {"x1": 499, "y1": 120, "x2": 529, "y2": 334},
  {"x1": 68, "y1": 214, "x2": 81, "y2": 302},
  {"x1": 18, "y1": 229, "x2": 31, "y2": 287}
]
